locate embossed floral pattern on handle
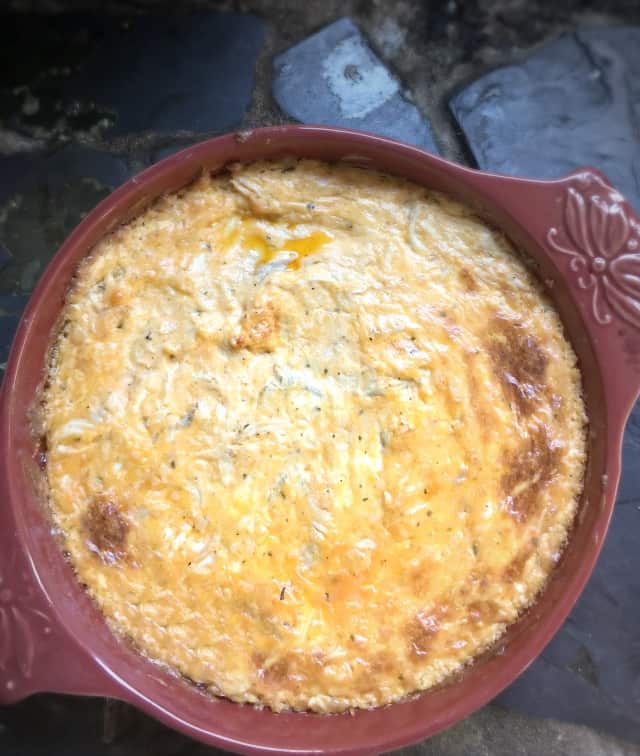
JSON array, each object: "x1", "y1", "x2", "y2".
[{"x1": 547, "y1": 173, "x2": 640, "y2": 328}]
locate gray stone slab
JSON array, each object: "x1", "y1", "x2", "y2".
[
  {"x1": 69, "y1": 12, "x2": 265, "y2": 137},
  {"x1": 0, "y1": 145, "x2": 131, "y2": 295},
  {"x1": 0, "y1": 242, "x2": 11, "y2": 272},
  {"x1": 0, "y1": 12, "x2": 264, "y2": 140},
  {"x1": 0, "y1": 153, "x2": 43, "y2": 206},
  {"x1": 273, "y1": 17, "x2": 439, "y2": 152},
  {"x1": 450, "y1": 27, "x2": 640, "y2": 211}
]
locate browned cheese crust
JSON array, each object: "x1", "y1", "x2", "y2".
[{"x1": 42, "y1": 160, "x2": 587, "y2": 712}]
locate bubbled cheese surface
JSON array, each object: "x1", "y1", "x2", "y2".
[{"x1": 43, "y1": 160, "x2": 587, "y2": 713}]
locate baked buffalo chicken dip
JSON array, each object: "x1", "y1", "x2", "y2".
[{"x1": 42, "y1": 159, "x2": 586, "y2": 713}]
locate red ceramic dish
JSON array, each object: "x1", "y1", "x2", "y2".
[{"x1": 1, "y1": 126, "x2": 639, "y2": 755}]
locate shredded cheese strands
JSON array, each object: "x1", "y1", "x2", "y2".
[{"x1": 44, "y1": 159, "x2": 586, "y2": 713}]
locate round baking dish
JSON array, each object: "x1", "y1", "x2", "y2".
[{"x1": 1, "y1": 126, "x2": 639, "y2": 755}]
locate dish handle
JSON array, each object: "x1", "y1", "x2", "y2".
[
  {"x1": 0, "y1": 449, "x2": 122, "y2": 703},
  {"x1": 466, "y1": 167, "x2": 640, "y2": 423}
]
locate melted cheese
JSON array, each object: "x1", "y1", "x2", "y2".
[{"x1": 43, "y1": 160, "x2": 587, "y2": 713}]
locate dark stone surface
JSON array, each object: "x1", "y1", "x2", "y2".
[
  {"x1": 0, "y1": 13, "x2": 118, "y2": 140},
  {"x1": 0, "y1": 144, "x2": 131, "y2": 296},
  {"x1": 0, "y1": 145, "x2": 131, "y2": 374},
  {"x1": 68, "y1": 12, "x2": 265, "y2": 137},
  {"x1": 0, "y1": 12, "x2": 265, "y2": 140},
  {"x1": 0, "y1": 153, "x2": 44, "y2": 206},
  {"x1": 0, "y1": 243, "x2": 11, "y2": 271},
  {"x1": 450, "y1": 27, "x2": 640, "y2": 211},
  {"x1": 273, "y1": 18, "x2": 439, "y2": 152},
  {"x1": 0, "y1": 295, "x2": 28, "y2": 368}
]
